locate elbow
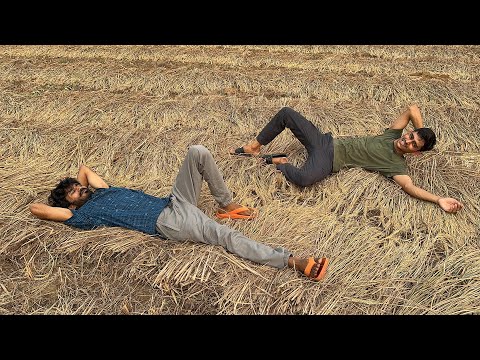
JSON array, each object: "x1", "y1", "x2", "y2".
[
  {"x1": 29, "y1": 203, "x2": 41, "y2": 216},
  {"x1": 402, "y1": 183, "x2": 416, "y2": 197},
  {"x1": 396, "y1": 178, "x2": 414, "y2": 193},
  {"x1": 408, "y1": 105, "x2": 421, "y2": 121},
  {"x1": 394, "y1": 175, "x2": 416, "y2": 196},
  {"x1": 408, "y1": 104, "x2": 419, "y2": 113}
]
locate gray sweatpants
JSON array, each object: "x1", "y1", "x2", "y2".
[{"x1": 155, "y1": 145, "x2": 291, "y2": 269}]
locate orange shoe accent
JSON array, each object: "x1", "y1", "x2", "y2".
[
  {"x1": 216, "y1": 206, "x2": 257, "y2": 220},
  {"x1": 315, "y1": 257, "x2": 329, "y2": 280},
  {"x1": 303, "y1": 257, "x2": 329, "y2": 281}
]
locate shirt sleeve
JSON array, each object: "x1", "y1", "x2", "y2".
[
  {"x1": 382, "y1": 128, "x2": 403, "y2": 140},
  {"x1": 382, "y1": 169, "x2": 408, "y2": 178},
  {"x1": 64, "y1": 209, "x2": 95, "y2": 230}
]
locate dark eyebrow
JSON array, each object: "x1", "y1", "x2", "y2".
[{"x1": 411, "y1": 133, "x2": 418, "y2": 147}]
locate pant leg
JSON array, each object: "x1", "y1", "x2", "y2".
[
  {"x1": 257, "y1": 107, "x2": 335, "y2": 187},
  {"x1": 171, "y1": 145, "x2": 232, "y2": 207},
  {"x1": 257, "y1": 107, "x2": 324, "y2": 154},
  {"x1": 277, "y1": 137, "x2": 334, "y2": 187},
  {"x1": 156, "y1": 199, "x2": 291, "y2": 269}
]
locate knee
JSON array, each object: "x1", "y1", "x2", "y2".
[
  {"x1": 294, "y1": 173, "x2": 317, "y2": 187},
  {"x1": 188, "y1": 145, "x2": 212, "y2": 159},
  {"x1": 279, "y1": 107, "x2": 295, "y2": 115}
]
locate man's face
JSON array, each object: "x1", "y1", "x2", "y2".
[
  {"x1": 65, "y1": 183, "x2": 91, "y2": 209},
  {"x1": 394, "y1": 130, "x2": 425, "y2": 154}
]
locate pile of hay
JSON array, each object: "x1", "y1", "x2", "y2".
[{"x1": 0, "y1": 45, "x2": 478, "y2": 314}]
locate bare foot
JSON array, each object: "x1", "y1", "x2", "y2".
[
  {"x1": 230, "y1": 140, "x2": 262, "y2": 156},
  {"x1": 257, "y1": 156, "x2": 288, "y2": 166},
  {"x1": 271, "y1": 157, "x2": 289, "y2": 165},
  {"x1": 288, "y1": 256, "x2": 328, "y2": 280}
]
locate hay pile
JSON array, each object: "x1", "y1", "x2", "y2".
[{"x1": 0, "y1": 45, "x2": 478, "y2": 314}]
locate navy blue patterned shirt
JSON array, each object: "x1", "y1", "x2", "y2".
[{"x1": 64, "y1": 187, "x2": 170, "y2": 235}]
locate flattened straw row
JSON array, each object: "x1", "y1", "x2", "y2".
[
  {"x1": 1, "y1": 45, "x2": 478, "y2": 314},
  {"x1": 2, "y1": 45, "x2": 479, "y2": 82}
]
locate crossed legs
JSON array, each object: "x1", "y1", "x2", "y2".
[{"x1": 231, "y1": 107, "x2": 334, "y2": 187}]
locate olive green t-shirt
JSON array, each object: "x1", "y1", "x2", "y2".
[{"x1": 332, "y1": 128, "x2": 407, "y2": 178}]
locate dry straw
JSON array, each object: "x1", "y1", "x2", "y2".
[{"x1": 0, "y1": 45, "x2": 478, "y2": 314}]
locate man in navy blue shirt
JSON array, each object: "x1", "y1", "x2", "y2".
[{"x1": 30, "y1": 145, "x2": 329, "y2": 282}]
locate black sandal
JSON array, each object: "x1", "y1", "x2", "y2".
[
  {"x1": 260, "y1": 153, "x2": 287, "y2": 164},
  {"x1": 232, "y1": 147, "x2": 253, "y2": 157}
]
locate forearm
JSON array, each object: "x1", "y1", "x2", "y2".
[
  {"x1": 402, "y1": 183, "x2": 440, "y2": 204},
  {"x1": 76, "y1": 165, "x2": 90, "y2": 186},
  {"x1": 408, "y1": 105, "x2": 424, "y2": 129},
  {"x1": 394, "y1": 174, "x2": 463, "y2": 213},
  {"x1": 390, "y1": 105, "x2": 424, "y2": 130},
  {"x1": 30, "y1": 203, "x2": 72, "y2": 221},
  {"x1": 76, "y1": 165, "x2": 108, "y2": 189}
]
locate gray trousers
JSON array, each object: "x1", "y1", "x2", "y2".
[{"x1": 155, "y1": 145, "x2": 291, "y2": 269}]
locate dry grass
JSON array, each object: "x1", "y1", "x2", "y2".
[{"x1": 0, "y1": 45, "x2": 478, "y2": 314}]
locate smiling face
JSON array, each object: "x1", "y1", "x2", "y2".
[
  {"x1": 394, "y1": 130, "x2": 426, "y2": 154},
  {"x1": 65, "y1": 183, "x2": 91, "y2": 209}
]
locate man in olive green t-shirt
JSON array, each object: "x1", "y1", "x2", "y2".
[{"x1": 231, "y1": 105, "x2": 463, "y2": 213}]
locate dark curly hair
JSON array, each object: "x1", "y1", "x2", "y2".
[
  {"x1": 48, "y1": 177, "x2": 80, "y2": 208},
  {"x1": 415, "y1": 128, "x2": 437, "y2": 152}
]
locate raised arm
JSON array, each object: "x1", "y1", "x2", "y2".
[
  {"x1": 389, "y1": 104, "x2": 424, "y2": 130},
  {"x1": 393, "y1": 174, "x2": 463, "y2": 213},
  {"x1": 77, "y1": 165, "x2": 109, "y2": 189},
  {"x1": 30, "y1": 203, "x2": 73, "y2": 221}
]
